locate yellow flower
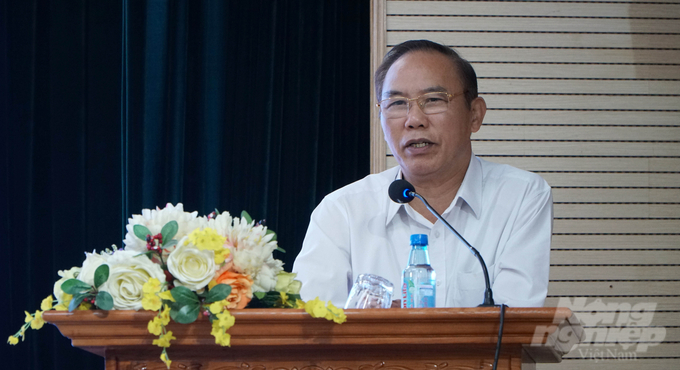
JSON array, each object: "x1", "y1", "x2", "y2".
[
  {"x1": 54, "y1": 293, "x2": 73, "y2": 311},
  {"x1": 295, "y1": 299, "x2": 305, "y2": 309},
  {"x1": 77, "y1": 301, "x2": 92, "y2": 310},
  {"x1": 325, "y1": 302, "x2": 347, "y2": 324},
  {"x1": 280, "y1": 292, "x2": 289, "y2": 306},
  {"x1": 209, "y1": 300, "x2": 225, "y2": 314},
  {"x1": 215, "y1": 331, "x2": 231, "y2": 346},
  {"x1": 160, "y1": 305, "x2": 171, "y2": 326},
  {"x1": 142, "y1": 293, "x2": 162, "y2": 311},
  {"x1": 7, "y1": 336, "x2": 19, "y2": 345},
  {"x1": 188, "y1": 228, "x2": 226, "y2": 250},
  {"x1": 188, "y1": 228, "x2": 229, "y2": 264},
  {"x1": 152, "y1": 331, "x2": 176, "y2": 348},
  {"x1": 304, "y1": 298, "x2": 328, "y2": 318},
  {"x1": 147, "y1": 317, "x2": 163, "y2": 336},
  {"x1": 24, "y1": 311, "x2": 33, "y2": 323},
  {"x1": 41, "y1": 295, "x2": 54, "y2": 311},
  {"x1": 210, "y1": 322, "x2": 231, "y2": 347},
  {"x1": 143, "y1": 278, "x2": 162, "y2": 294},
  {"x1": 160, "y1": 351, "x2": 172, "y2": 368},
  {"x1": 211, "y1": 320, "x2": 223, "y2": 337},
  {"x1": 31, "y1": 311, "x2": 45, "y2": 330},
  {"x1": 158, "y1": 290, "x2": 175, "y2": 302},
  {"x1": 216, "y1": 311, "x2": 235, "y2": 330},
  {"x1": 303, "y1": 298, "x2": 346, "y2": 324}
]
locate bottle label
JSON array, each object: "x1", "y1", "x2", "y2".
[
  {"x1": 417, "y1": 284, "x2": 435, "y2": 308},
  {"x1": 402, "y1": 280, "x2": 435, "y2": 308}
]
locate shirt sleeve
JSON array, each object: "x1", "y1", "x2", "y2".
[
  {"x1": 292, "y1": 196, "x2": 353, "y2": 307},
  {"x1": 492, "y1": 185, "x2": 553, "y2": 307}
]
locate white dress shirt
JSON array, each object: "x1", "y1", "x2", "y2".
[{"x1": 293, "y1": 154, "x2": 552, "y2": 308}]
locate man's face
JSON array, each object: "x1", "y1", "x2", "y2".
[{"x1": 380, "y1": 51, "x2": 483, "y2": 183}]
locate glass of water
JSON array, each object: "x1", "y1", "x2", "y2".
[{"x1": 344, "y1": 274, "x2": 394, "y2": 309}]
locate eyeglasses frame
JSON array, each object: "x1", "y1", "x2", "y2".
[{"x1": 376, "y1": 91, "x2": 467, "y2": 118}]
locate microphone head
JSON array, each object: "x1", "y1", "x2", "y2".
[{"x1": 389, "y1": 179, "x2": 416, "y2": 203}]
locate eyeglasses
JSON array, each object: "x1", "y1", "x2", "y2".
[{"x1": 376, "y1": 91, "x2": 465, "y2": 119}]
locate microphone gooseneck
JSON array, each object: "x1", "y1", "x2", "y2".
[{"x1": 389, "y1": 179, "x2": 496, "y2": 307}]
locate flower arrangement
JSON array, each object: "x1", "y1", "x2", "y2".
[{"x1": 8, "y1": 203, "x2": 346, "y2": 368}]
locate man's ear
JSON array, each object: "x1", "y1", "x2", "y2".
[{"x1": 469, "y1": 97, "x2": 486, "y2": 133}]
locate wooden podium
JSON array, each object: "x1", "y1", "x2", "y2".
[{"x1": 44, "y1": 307, "x2": 582, "y2": 370}]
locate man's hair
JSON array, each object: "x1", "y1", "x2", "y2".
[{"x1": 374, "y1": 40, "x2": 478, "y2": 108}]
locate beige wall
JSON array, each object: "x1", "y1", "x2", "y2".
[{"x1": 370, "y1": 1, "x2": 680, "y2": 368}]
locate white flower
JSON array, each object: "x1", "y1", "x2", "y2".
[
  {"x1": 251, "y1": 254, "x2": 284, "y2": 292},
  {"x1": 123, "y1": 203, "x2": 206, "y2": 253},
  {"x1": 208, "y1": 213, "x2": 281, "y2": 293},
  {"x1": 78, "y1": 251, "x2": 109, "y2": 286},
  {"x1": 99, "y1": 250, "x2": 166, "y2": 310},
  {"x1": 53, "y1": 266, "x2": 81, "y2": 303},
  {"x1": 167, "y1": 236, "x2": 217, "y2": 291}
]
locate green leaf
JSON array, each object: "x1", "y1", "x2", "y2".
[
  {"x1": 68, "y1": 293, "x2": 89, "y2": 312},
  {"x1": 161, "y1": 239, "x2": 178, "y2": 249},
  {"x1": 241, "y1": 210, "x2": 252, "y2": 224},
  {"x1": 253, "y1": 291, "x2": 266, "y2": 299},
  {"x1": 205, "y1": 284, "x2": 232, "y2": 303},
  {"x1": 160, "y1": 221, "x2": 178, "y2": 245},
  {"x1": 275, "y1": 246, "x2": 285, "y2": 253},
  {"x1": 196, "y1": 289, "x2": 208, "y2": 299},
  {"x1": 173, "y1": 304, "x2": 200, "y2": 324},
  {"x1": 167, "y1": 301, "x2": 182, "y2": 313},
  {"x1": 61, "y1": 279, "x2": 92, "y2": 295},
  {"x1": 287, "y1": 293, "x2": 302, "y2": 302},
  {"x1": 134, "y1": 224, "x2": 152, "y2": 240},
  {"x1": 95, "y1": 291, "x2": 114, "y2": 310},
  {"x1": 94, "y1": 264, "x2": 109, "y2": 288},
  {"x1": 170, "y1": 286, "x2": 200, "y2": 306},
  {"x1": 266, "y1": 229, "x2": 278, "y2": 242}
]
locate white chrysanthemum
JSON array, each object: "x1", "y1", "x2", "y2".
[
  {"x1": 251, "y1": 254, "x2": 284, "y2": 292},
  {"x1": 205, "y1": 211, "x2": 234, "y2": 236},
  {"x1": 100, "y1": 250, "x2": 166, "y2": 310},
  {"x1": 207, "y1": 213, "x2": 282, "y2": 293},
  {"x1": 167, "y1": 236, "x2": 217, "y2": 291},
  {"x1": 123, "y1": 203, "x2": 206, "y2": 253}
]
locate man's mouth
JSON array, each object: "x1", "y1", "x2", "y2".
[{"x1": 407, "y1": 141, "x2": 432, "y2": 148}]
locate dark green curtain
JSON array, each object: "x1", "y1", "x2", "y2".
[{"x1": 2, "y1": 1, "x2": 369, "y2": 369}]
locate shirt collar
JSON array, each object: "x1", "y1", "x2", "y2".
[
  {"x1": 447, "y1": 153, "x2": 482, "y2": 220},
  {"x1": 384, "y1": 153, "x2": 482, "y2": 227}
]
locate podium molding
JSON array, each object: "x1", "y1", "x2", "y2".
[{"x1": 44, "y1": 307, "x2": 582, "y2": 370}]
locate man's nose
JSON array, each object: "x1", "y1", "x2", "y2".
[{"x1": 405, "y1": 101, "x2": 428, "y2": 128}]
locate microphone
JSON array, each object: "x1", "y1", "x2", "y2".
[
  {"x1": 388, "y1": 179, "x2": 416, "y2": 203},
  {"x1": 388, "y1": 179, "x2": 496, "y2": 307}
]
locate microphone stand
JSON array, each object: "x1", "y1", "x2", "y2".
[{"x1": 410, "y1": 192, "x2": 496, "y2": 307}]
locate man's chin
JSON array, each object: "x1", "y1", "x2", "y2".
[{"x1": 398, "y1": 162, "x2": 439, "y2": 181}]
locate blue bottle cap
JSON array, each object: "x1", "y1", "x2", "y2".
[{"x1": 410, "y1": 234, "x2": 428, "y2": 246}]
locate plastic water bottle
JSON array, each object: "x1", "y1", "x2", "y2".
[{"x1": 402, "y1": 234, "x2": 436, "y2": 308}]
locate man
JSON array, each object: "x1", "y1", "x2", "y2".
[{"x1": 293, "y1": 40, "x2": 552, "y2": 308}]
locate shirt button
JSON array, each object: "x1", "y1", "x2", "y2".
[
  {"x1": 436, "y1": 280, "x2": 442, "y2": 286},
  {"x1": 434, "y1": 231, "x2": 441, "y2": 238}
]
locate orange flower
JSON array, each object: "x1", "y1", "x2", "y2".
[{"x1": 212, "y1": 271, "x2": 253, "y2": 309}]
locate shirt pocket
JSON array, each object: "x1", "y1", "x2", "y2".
[{"x1": 452, "y1": 263, "x2": 495, "y2": 307}]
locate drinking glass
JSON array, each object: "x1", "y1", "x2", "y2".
[{"x1": 344, "y1": 274, "x2": 394, "y2": 309}]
